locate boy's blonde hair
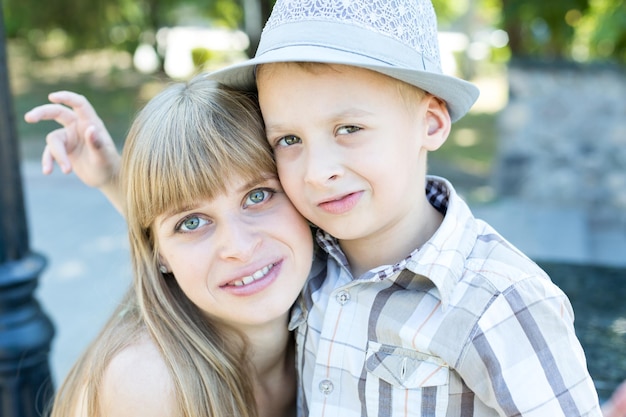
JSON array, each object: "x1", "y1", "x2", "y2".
[
  {"x1": 49, "y1": 77, "x2": 275, "y2": 417},
  {"x1": 258, "y1": 61, "x2": 426, "y2": 109}
]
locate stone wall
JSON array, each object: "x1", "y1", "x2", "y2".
[{"x1": 493, "y1": 62, "x2": 626, "y2": 229}]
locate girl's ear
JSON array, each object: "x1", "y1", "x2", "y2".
[
  {"x1": 158, "y1": 254, "x2": 171, "y2": 274},
  {"x1": 423, "y1": 95, "x2": 451, "y2": 151}
]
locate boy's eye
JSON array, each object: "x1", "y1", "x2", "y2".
[
  {"x1": 337, "y1": 125, "x2": 361, "y2": 135},
  {"x1": 276, "y1": 135, "x2": 301, "y2": 147},
  {"x1": 244, "y1": 188, "x2": 274, "y2": 207},
  {"x1": 177, "y1": 215, "x2": 208, "y2": 232}
]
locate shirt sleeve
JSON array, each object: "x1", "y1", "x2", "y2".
[{"x1": 456, "y1": 276, "x2": 603, "y2": 416}]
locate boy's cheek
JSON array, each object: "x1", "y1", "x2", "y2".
[
  {"x1": 276, "y1": 158, "x2": 303, "y2": 182},
  {"x1": 275, "y1": 169, "x2": 311, "y2": 213},
  {"x1": 278, "y1": 177, "x2": 304, "y2": 204}
]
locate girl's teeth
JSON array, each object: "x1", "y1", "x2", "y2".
[{"x1": 233, "y1": 264, "x2": 273, "y2": 287}]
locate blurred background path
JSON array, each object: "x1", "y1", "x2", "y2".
[{"x1": 23, "y1": 161, "x2": 130, "y2": 382}]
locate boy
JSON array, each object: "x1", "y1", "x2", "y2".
[{"x1": 208, "y1": 0, "x2": 602, "y2": 415}]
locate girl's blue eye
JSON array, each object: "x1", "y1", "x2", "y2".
[
  {"x1": 244, "y1": 188, "x2": 274, "y2": 207},
  {"x1": 276, "y1": 135, "x2": 301, "y2": 146},
  {"x1": 178, "y1": 216, "x2": 207, "y2": 232}
]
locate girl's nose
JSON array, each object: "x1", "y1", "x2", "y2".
[{"x1": 216, "y1": 216, "x2": 261, "y2": 261}]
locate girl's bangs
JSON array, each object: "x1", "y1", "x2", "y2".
[{"x1": 124, "y1": 84, "x2": 275, "y2": 229}]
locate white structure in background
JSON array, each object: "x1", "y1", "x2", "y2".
[
  {"x1": 134, "y1": 27, "x2": 507, "y2": 80},
  {"x1": 438, "y1": 29, "x2": 509, "y2": 78},
  {"x1": 133, "y1": 27, "x2": 249, "y2": 79},
  {"x1": 438, "y1": 31, "x2": 469, "y2": 76},
  {"x1": 133, "y1": 43, "x2": 161, "y2": 74}
]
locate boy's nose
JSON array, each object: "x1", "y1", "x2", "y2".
[{"x1": 303, "y1": 144, "x2": 343, "y2": 187}]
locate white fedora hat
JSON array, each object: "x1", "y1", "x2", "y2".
[{"x1": 208, "y1": 0, "x2": 479, "y2": 122}]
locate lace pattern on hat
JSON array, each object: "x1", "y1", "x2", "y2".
[{"x1": 265, "y1": 0, "x2": 442, "y2": 69}]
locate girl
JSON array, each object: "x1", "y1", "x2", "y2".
[{"x1": 31, "y1": 77, "x2": 313, "y2": 417}]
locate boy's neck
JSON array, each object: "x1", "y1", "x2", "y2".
[{"x1": 339, "y1": 196, "x2": 444, "y2": 278}]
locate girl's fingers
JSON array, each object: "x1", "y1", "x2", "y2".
[
  {"x1": 48, "y1": 91, "x2": 100, "y2": 122},
  {"x1": 85, "y1": 125, "x2": 101, "y2": 150},
  {"x1": 41, "y1": 145, "x2": 54, "y2": 175},
  {"x1": 44, "y1": 128, "x2": 72, "y2": 174},
  {"x1": 24, "y1": 103, "x2": 77, "y2": 127}
]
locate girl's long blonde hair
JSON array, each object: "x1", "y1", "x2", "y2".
[{"x1": 50, "y1": 76, "x2": 277, "y2": 417}]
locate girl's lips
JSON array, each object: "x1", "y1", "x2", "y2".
[
  {"x1": 318, "y1": 191, "x2": 363, "y2": 215},
  {"x1": 229, "y1": 263, "x2": 275, "y2": 287},
  {"x1": 222, "y1": 261, "x2": 282, "y2": 296}
]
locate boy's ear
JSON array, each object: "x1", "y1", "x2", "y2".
[{"x1": 423, "y1": 95, "x2": 451, "y2": 151}]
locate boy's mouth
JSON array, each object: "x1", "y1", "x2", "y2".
[{"x1": 318, "y1": 191, "x2": 363, "y2": 215}]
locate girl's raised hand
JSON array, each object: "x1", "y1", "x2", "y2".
[{"x1": 24, "y1": 91, "x2": 121, "y2": 189}]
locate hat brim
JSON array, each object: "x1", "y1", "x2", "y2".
[{"x1": 207, "y1": 45, "x2": 479, "y2": 122}]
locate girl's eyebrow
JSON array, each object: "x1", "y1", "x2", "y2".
[
  {"x1": 237, "y1": 178, "x2": 264, "y2": 193},
  {"x1": 237, "y1": 175, "x2": 278, "y2": 193},
  {"x1": 158, "y1": 204, "x2": 197, "y2": 228}
]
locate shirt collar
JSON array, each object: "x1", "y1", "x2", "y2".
[
  {"x1": 315, "y1": 176, "x2": 478, "y2": 308},
  {"x1": 406, "y1": 176, "x2": 478, "y2": 307}
]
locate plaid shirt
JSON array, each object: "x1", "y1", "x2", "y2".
[{"x1": 289, "y1": 176, "x2": 601, "y2": 417}]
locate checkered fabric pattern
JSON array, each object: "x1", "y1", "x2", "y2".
[{"x1": 289, "y1": 176, "x2": 601, "y2": 417}]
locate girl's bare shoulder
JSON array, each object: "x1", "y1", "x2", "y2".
[{"x1": 100, "y1": 333, "x2": 177, "y2": 416}]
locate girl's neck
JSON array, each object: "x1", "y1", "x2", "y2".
[
  {"x1": 246, "y1": 316, "x2": 297, "y2": 417},
  {"x1": 254, "y1": 337, "x2": 297, "y2": 417}
]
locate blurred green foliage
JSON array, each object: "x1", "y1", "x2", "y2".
[
  {"x1": 431, "y1": 0, "x2": 625, "y2": 64},
  {"x1": 501, "y1": 0, "x2": 626, "y2": 63},
  {"x1": 2, "y1": 0, "x2": 251, "y2": 54},
  {"x1": 501, "y1": 0, "x2": 590, "y2": 60},
  {"x1": 2, "y1": 0, "x2": 624, "y2": 64},
  {"x1": 578, "y1": 0, "x2": 626, "y2": 62},
  {"x1": 4, "y1": 0, "x2": 147, "y2": 52}
]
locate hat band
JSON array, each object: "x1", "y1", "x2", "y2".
[{"x1": 257, "y1": 20, "x2": 442, "y2": 75}]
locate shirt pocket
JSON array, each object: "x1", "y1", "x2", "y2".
[{"x1": 365, "y1": 341, "x2": 450, "y2": 416}]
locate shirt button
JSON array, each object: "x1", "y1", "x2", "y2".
[
  {"x1": 336, "y1": 290, "x2": 351, "y2": 305},
  {"x1": 319, "y1": 379, "x2": 334, "y2": 395}
]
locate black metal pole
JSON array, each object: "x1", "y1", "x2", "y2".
[{"x1": 0, "y1": 2, "x2": 55, "y2": 416}]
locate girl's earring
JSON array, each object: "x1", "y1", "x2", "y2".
[{"x1": 159, "y1": 265, "x2": 168, "y2": 274}]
